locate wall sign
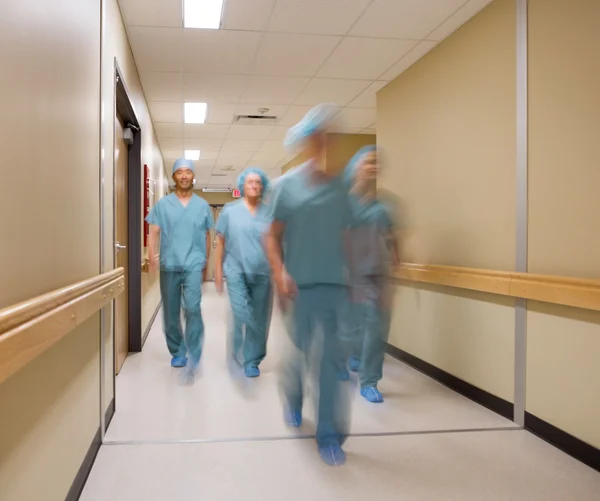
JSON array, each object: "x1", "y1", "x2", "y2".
[{"x1": 232, "y1": 189, "x2": 241, "y2": 198}]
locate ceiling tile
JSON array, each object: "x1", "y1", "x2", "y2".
[
  {"x1": 157, "y1": 137, "x2": 183, "y2": 151},
  {"x1": 335, "y1": 107, "x2": 377, "y2": 129},
  {"x1": 118, "y1": 0, "x2": 182, "y2": 27},
  {"x1": 190, "y1": 150, "x2": 220, "y2": 161},
  {"x1": 240, "y1": 76, "x2": 310, "y2": 104},
  {"x1": 140, "y1": 72, "x2": 183, "y2": 102},
  {"x1": 347, "y1": 81, "x2": 389, "y2": 108},
  {"x1": 334, "y1": 126, "x2": 366, "y2": 134},
  {"x1": 295, "y1": 78, "x2": 371, "y2": 107},
  {"x1": 226, "y1": 125, "x2": 274, "y2": 141},
  {"x1": 184, "y1": 124, "x2": 230, "y2": 139},
  {"x1": 215, "y1": 151, "x2": 255, "y2": 167},
  {"x1": 192, "y1": 159, "x2": 217, "y2": 169},
  {"x1": 182, "y1": 30, "x2": 262, "y2": 74},
  {"x1": 182, "y1": 73, "x2": 246, "y2": 103},
  {"x1": 221, "y1": 139, "x2": 264, "y2": 152},
  {"x1": 182, "y1": 138, "x2": 224, "y2": 150},
  {"x1": 206, "y1": 104, "x2": 237, "y2": 124},
  {"x1": 361, "y1": 128, "x2": 377, "y2": 135},
  {"x1": 277, "y1": 105, "x2": 313, "y2": 126},
  {"x1": 267, "y1": 0, "x2": 370, "y2": 35},
  {"x1": 350, "y1": 0, "x2": 466, "y2": 39},
  {"x1": 379, "y1": 41, "x2": 438, "y2": 80},
  {"x1": 428, "y1": 0, "x2": 493, "y2": 41},
  {"x1": 259, "y1": 142, "x2": 287, "y2": 157},
  {"x1": 222, "y1": 0, "x2": 276, "y2": 31},
  {"x1": 252, "y1": 33, "x2": 341, "y2": 77},
  {"x1": 149, "y1": 102, "x2": 183, "y2": 123},
  {"x1": 266, "y1": 126, "x2": 290, "y2": 142},
  {"x1": 317, "y1": 38, "x2": 416, "y2": 79},
  {"x1": 155, "y1": 122, "x2": 183, "y2": 138},
  {"x1": 127, "y1": 27, "x2": 184, "y2": 72}
]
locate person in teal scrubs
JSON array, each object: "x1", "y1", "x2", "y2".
[
  {"x1": 264, "y1": 104, "x2": 354, "y2": 467},
  {"x1": 344, "y1": 145, "x2": 400, "y2": 403},
  {"x1": 146, "y1": 158, "x2": 213, "y2": 378},
  {"x1": 214, "y1": 167, "x2": 272, "y2": 378}
]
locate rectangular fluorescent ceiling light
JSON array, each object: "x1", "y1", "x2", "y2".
[
  {"x1": 183, "y1": 0, "x2": 224, "y2": 29},
  {"x1": 184, "y1": 102, "x2": 207, "y2": 124},
  {"x1": 185, "y1": 150, "x2": 200, "y2": 160},
  {"x1": 202, "y1": 187, "x2": 231, "y2": 193}
]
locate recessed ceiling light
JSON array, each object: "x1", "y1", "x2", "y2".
[
  {"x1": 184, "y1": 102, "x2": 207, "y2": 124},
  {"x1": 185, "y1": 150, "x2": 201, "y2": 161},
  {"x1": 183, "y1": 0, "x2": 224, "y2": 30}
]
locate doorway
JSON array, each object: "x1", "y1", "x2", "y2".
[
  {"x1": 206, "y1": 205, "x2": 224, "y2": 281},
  {"x1": 114, "y1": 113, "x2": 129, "y2": 373},
  {"x1": 112, "y1": 62, "x2": 143, "y2": 379}
]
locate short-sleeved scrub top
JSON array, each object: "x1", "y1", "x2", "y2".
[
  {"x1": 267, "y1": 162, "x2": 353, "y2": 287},
  {"x1": 215, "y1": 199, "x2": 271, "y2": 277},
  {"x1": 146, "y1": 193, "x2": 214, "y2": 272}
]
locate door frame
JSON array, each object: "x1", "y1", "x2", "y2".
[{"x1": 113, "y1": 60, "x2": 143, "y2": 357}]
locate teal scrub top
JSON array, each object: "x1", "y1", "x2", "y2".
[
  {"x1": 348, "y1": 195, "x2": 395, "y2": 277},
  {"x1": 146, "y1": 193, "x2": 213, "y2": 272},
  {"x1": 267, "y1": 163, "x2": 353, "y2": 287},
  {"x1": 215, "y1": 199, "x2": 271, "y2": 277}
]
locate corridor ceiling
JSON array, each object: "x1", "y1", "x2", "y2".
[{"x1": 118, "y1": 0, "x2": 492, "y2": 186}]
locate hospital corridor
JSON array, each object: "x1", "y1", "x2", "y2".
[{"x1": 1, "y1": 0, "x2": 600, "y2": 500}]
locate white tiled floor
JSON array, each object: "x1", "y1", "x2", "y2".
[{"x1": 82, "y1": 287, "x2": 600, "y2": 500}]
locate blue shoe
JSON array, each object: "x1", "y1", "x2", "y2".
[
  {"x1": 318, "y1": 443, "x2": 346, "y2": 467},
  {"x1": 349, "y1": 356, "x2": 360, "y2": 373},
  {"x1": 245, "y1": 366, "x2": 260, "y2": 378},
  {"x1": 285, "y1": 407, "x2": 302, "y2": 428},
  {"x1": 171, "y1": 356, "x2": 188, "y2": 368},
  {"x1": 360, "y1": 386, "x2": 384, "y2": 403}
]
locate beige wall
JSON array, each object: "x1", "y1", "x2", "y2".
[
  {"x1": 281, "y1": 133, "x2": 376, "y2": 175},
  {"x1": 526, "y1": 0, "x2": 600, "y2": 448},
  {"x1": 102, "y1": 0, "x2": 168, "y2": 397},
  {"x1": 379, "y1": 0, "x2": 516, "y2": 402},
  {"x1": 0, "y1": 0, "x2": 102, "y2": 499}
]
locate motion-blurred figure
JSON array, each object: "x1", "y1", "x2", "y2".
[
  {"x1": 344, "y1": 146, "x2": 401, "y2": 403},
  {"x1": 264, "y1": 104, "x2": 354, "y2": 467},
  {"x1": 146, "y1": 158, "x2": 213, "y2": 381},
  {"x1": 214, "y1": 168, "x2": 273, "y2": 378}
]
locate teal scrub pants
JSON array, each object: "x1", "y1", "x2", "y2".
[
  {"x1": 281, "y1": 284, "x2": 352, "y2": 448},
  {"x1": 160, "y1": 270, "x2": 204, "y2": 364},
  {"x1": 350, "y1": 275, "x2": 391, "y2": 389},
  {"x1": 227, "y1": 273, "x2": 273, "y2": 369}
]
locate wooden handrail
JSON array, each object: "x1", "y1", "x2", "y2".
[
  {"x1": 393, "y1": 263, "x2": 600, "y2": 312},
  {"x1": 0, "y1": 268, "x2": 125, "y2": 385}
]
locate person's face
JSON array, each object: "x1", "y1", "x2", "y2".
[
  {"x1": 244, "y1": 173, "x2": 263, "y2": 198},
  {"x1": 173, "y1": 168, "x2": 194, "y2": 191},
  {"x1": 357, "y1": 151, "x2": 379, "y2": 182},
  {"x1": 307, "y1": 132, "x2": 327, "y2": 169}
]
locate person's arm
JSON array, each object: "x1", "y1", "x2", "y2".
[
  {"x1": 203, "y1": 206, "x2": 215, "y2": 282},
  {"x1": 147, "y1": 224, "x2": 161, "y2": 273}
]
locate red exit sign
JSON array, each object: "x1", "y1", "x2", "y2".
[{"x1": 232, "y1": 189, "x2": 241, "y2": 198}]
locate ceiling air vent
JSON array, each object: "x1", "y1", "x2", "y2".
[{"x1": 233, "y1": 108, "x2": 278, "y2": 126}]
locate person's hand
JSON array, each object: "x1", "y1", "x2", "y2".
[
  {"x1": 215, "y1": 272, "x2": 224, "y2": 295},
  {"x1": 149, "y1": 253, "x2": 159, "y2": 273},
  {"x1": 274, "y1": 269, "x2": 297, "y2": 310}
]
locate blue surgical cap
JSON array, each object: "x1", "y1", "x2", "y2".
[
  {"x1": 284, "y1": 103, "x2": 337, "y2": 152},
  {"x1": 343, "y1": 145, "x2": 377, "y2": 187},
  {"x1": 237, "y1": 167, "x2": 270, "y2": 197},
  {"x1": 172, "y1": 158, "x2": 195, "y2": 175}
]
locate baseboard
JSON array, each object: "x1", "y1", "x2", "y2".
[
  {"x1": 385, "y1": 344, "x2": 514, "y2": 420},
  {"x1": 105, "y1": 396, "x2": 115, "y2": 431},
  {"x1": 64, "y1": 430, "x2": 101, "y2": 501},
  {"x1": 142, "y1": 300, "x2": 162, "y2": 347},
  {"x1": 64, "y1": 397, "x2": 115, "y2": 501},
  {"x1": 525, "y1": 412, "x2": 600, "y2": 473}
]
